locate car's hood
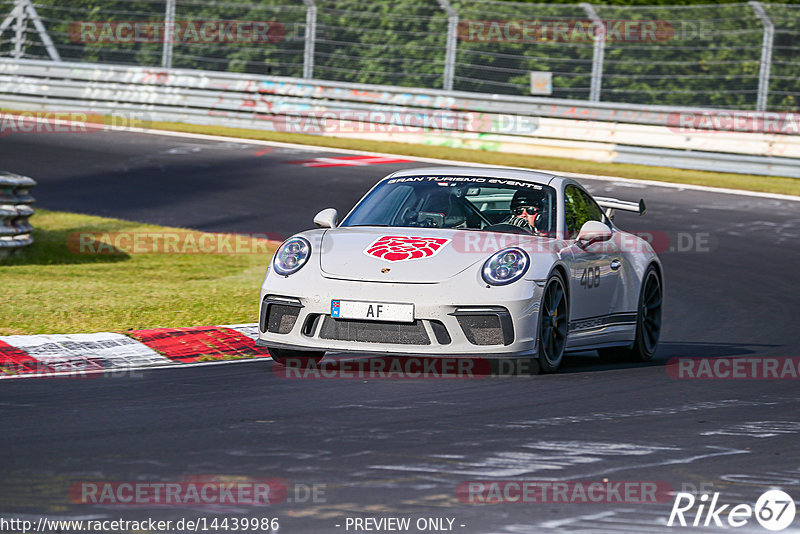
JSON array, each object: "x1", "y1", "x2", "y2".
[{"x1": 319, "y1": 227, "x2": 488, "y2": 283}]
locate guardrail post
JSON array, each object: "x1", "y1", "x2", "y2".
[
  {"x1": 0, "y1": 0, "x2": 61, "y2": 61},
  {"x1": 13, "y1": 0, "x2": 25, "y2": 60},
  {"x1": 161, "y1": 0, "x2": 176, "y2": 68},
  {"x1": 580, "y1": 3, "x2": 605, "y2": 102},
  {"x1": 23, "y1": 0, "x2": 60, "y2": 61},
  {"x1": 436, "y1": 0, "x2": 458, "y2": 91},
  {"x1": 302, "y1": 0, "x2": 316, "y2": 79},
  {"x1": 749, "y1": 1, "x2": 774, "y2": 111}
]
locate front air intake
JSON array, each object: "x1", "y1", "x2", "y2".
[
  {"x1": 266, "y1": 304, "x2": 300, "y2": 334},
  {"x1": 319, "y1": 317, "x2": 430, "y2": 345},
  {"x1": 452, "y1": 307, "x2": 514, "y2": 346},
  {"x1": 260, "y1": 296, "x2": 302, "y2": 334}
]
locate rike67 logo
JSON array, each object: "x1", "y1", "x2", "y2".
[
  {"x1": 364, "y1": 236, "x2": 450, "y2": 262},
  {"x1": 668, "y1": 490, "x2": 796, "y2": 531}
]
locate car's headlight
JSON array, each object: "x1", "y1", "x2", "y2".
[
  {"x1": 482, "y1": 247, "x2": 529, "y2": 286},
  {"x1": 273, "y1": 237, "x2": 311, "y2": 276}
]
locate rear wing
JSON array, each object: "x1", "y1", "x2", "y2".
[{"x1": 594, "y1": 196, "x2": 646, "y2": 219}]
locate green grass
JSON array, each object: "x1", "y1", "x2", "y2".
[
  {"x1": 144, "y1": 120, "x2": 800, "y2": 197},
  {"x1": 0, "y1": 210, "x2": 275, "y2": 335}
]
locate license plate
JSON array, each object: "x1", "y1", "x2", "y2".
[{"x1": 331, "y1": 300, "x2": 414, "y2": 323}]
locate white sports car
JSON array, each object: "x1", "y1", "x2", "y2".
[{"x1": 256, "y1": 167, "x2": 663, "y2": 373}]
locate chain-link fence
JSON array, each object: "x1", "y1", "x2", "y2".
[{"x1": 1, "y1": 0, "x2": 798, "y2": 111}]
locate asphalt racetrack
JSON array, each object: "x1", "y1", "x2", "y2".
[{"x1": 1, "y1": 130, "x2": 800, "y2": 533}]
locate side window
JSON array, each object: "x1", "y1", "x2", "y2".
[{"x1": 564, "y1": 185, "x2": 606, "y2": 239}]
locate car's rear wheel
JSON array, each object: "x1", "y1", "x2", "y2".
[
  {"x1": 537, "y1": 271, "x2": 569, "y2": 373},
  {"x1": 599, "y1": 265, "x2": 662, "y2": 362},
  {"x1": 268, "y1": 348, "x2": 325, "y2": 366}
]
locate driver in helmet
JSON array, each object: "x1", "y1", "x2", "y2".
[{"x1": 503, "y1": 189, "x2": 548, "y2": 235}]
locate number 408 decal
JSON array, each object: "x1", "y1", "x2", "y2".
[{"x1": 580, "y1": 266, "x2": 600, "y2": 289}]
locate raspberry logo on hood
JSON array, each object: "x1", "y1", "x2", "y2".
[{"x1": 364, "y1": 236, "x2": 451, "y2": 262}]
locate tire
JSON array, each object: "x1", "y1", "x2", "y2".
[
  {"x1": 536, "y1": 271, "x2": 569, "y2": 373},
  {"x1": 268, "y1": 348, "x2": 325, "y2": 366},
  {"x1": 598, "y1": 266, "x2": 662, "y2": 363}
]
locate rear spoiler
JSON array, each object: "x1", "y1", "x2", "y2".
[{"x1": 594, "y1": 196, "x2": 646, "y2": 218}]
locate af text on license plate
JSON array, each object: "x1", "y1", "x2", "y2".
[{"x1": 331, "y1": 300, "x2": 414, "y2": 323}]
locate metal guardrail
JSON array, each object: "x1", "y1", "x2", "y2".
[
  {"x1": 1, "y1": 0, "x2": 799, "y2": 112},
  {"x1": 0, "y1": 171, "x2": 35, "y2": 258},
  {"x1": 1, "y1": 58, "x2": 794, "y2": 132},
  {"x1": 0, "y1": 59, "x2": 798, "y2": 178}
]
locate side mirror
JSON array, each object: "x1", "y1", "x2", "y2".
[
  {"x1": 313, "y1": 208, "x2": 338, "y2": 228},
  {"x1": 576, "y1": 220, "x2": 612, "y2": 248}
]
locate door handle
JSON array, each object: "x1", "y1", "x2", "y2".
[{"x1": 610, "y1": 259, "x2": 622, "y2": 271}]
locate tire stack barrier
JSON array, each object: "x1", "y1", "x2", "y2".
[{"x1": 0, "y1": 171, "x2": 36, "y2": 259}]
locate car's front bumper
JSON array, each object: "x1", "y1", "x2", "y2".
[
  {"x1": 254, "y1": 338, "x2": 537, "y2": 360},
  {"x1": 257, "y1": 273, "x2": 544, "y2": 358}
]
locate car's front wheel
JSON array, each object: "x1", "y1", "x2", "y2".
[
  {"x1": 537, "y1": 271, "x2": 569, "y2": 373},
  {"x1": 268, "y1": 348, "x2": 325, "y2": 367},
  {"x1": 599, "y1": 265, "x2": 662, "y2": 362}
]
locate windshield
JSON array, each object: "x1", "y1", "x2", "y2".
[{"x1": 341, "y1": 175, "x2": 557, "y2": 237}]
